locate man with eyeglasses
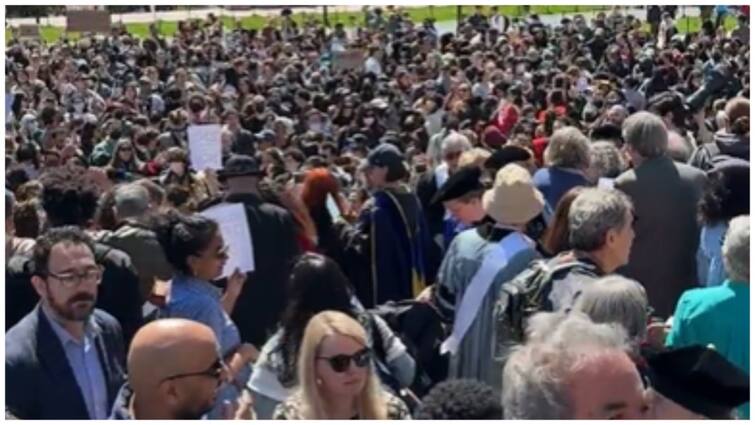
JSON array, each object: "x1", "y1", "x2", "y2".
[
  {"x1": 110, "y1": 318, "x2": 253, "y2": 420},
  {"x1": 6, "y1": 226, "x2": 126, "y2": 419}
]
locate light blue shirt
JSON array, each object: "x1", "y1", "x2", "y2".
[
  {"x1": 160, "y1": 274, "x2": 251, "y2": 419},
  {"x1": 696, "y1": 222, "x2": 728, "y2": 286},
  {"x1": 161, "y1": 274, "x2": 241, "y2": 356},
  {"x1": 42, "y1": 307, "x2": 109, "y2": 419}
]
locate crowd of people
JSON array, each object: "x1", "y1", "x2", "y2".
[{"x1": 4, "y1": 4, "x2": 750, "y2": 420}]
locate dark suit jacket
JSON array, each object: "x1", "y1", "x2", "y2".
[
  {"x1": 5, "y1": 306, "x2": 126, "y2": 419},
  {"x1": 615, "y1": 156, "x2": 707, "y2": 318},
  {"x1": 415, "y1": 171, "x2": 445, "y2": 277},
  {"x1": 5, "y1": 242, "x2": 143, "y2": 346},
  {"x1": 224, "y1": 192, "x2": 301, "y2": 347}
]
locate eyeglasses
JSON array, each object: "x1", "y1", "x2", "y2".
[
  {"x1": 163, "y1": 358, "x2": 225, "y2": 387},
  {"x1": 46, "y1": 266, "x2": 104, "y2": 288},
  {"x1": 317, "y1": 348, "x2": 371, "y2": 373}
]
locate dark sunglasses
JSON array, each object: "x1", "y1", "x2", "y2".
[
  {"x1": 317, "y1": 348, "x2": 371, "y2": 373},
  {"x1": 163, "y1": 358, "x2": 224, "y2": 386}
]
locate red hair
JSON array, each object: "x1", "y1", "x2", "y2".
[{"x1": 301, "y1": 168, "x2": 339, "y2": 211}]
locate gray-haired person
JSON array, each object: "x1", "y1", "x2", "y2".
[
  {"x1": 492, "y1": 188, "x2": 637, "y2": 361},
  {"x1": 666, "y1": 215, "x2": 750, "y2": 419},
  {"x1": 573, "y1": 275, "x2": 649, "y2": 353},
  {"x1": 615, "y1": 111, "x2": 707, "y2": 318},
  {"x1": 97, "y1": 183, "x2": 173, "y2": 302},
  {"x1": 416, "y1": 131, "x2": 472, "y2": 252},
  {"x1": 586, "y1": 141, "x2": 626, "y2": 184},
  {"x1": 498, "y1": 187, "x2": 636, "y2": 311},
  {"x1": 502, "y1": 312, "x2": 647, "y2": 419},
  {"x1": 533, "y1": 127, "x2": 592, "y2": 222}
]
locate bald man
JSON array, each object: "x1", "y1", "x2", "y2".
[{"x1": 110, "y1": 319, "x2": 225, "y2": 419}]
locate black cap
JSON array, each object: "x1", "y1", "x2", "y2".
[
  {"x1": 647, "y1": 345, "x2": 750, "y2": 419},
  {"x1": 431, "y1": 165, "x2": 484, "y2": 205},
  {"x1": 218, "y1": 154, "x2": 263, "y2": 180},
  {"x1": 483, "y1": 145, "x2": 532, "y2": 172},
  {"x1": 364, "y1": 143, "x2": 407, "y2": 181}
]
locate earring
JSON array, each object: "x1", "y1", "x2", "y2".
[{"x1": 316, "y1": 378, "x2": 323, "y2": 386}]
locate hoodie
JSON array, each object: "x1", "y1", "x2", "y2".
[{"x1": 689, "y1": 132, "x2": 749, "y2": 171}]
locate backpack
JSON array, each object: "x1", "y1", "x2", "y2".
[
  {"x1": 492, "y1": 256, "x2": 597, "y2": 363},
  {"x1": 368, "y1": 300, "x2": 448, "y2": 398}
]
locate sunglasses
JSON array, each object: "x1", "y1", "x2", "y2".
[
  {"x1": 317, "y1": 348, "x2": 371, "y2": 373},
  {"x1": 163, "y1": 358, "x2": 224, "y2": 386}
]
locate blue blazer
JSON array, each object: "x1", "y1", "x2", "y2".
[{"x1": 5, "y1": 305, "x2": 126, "y2": 419}]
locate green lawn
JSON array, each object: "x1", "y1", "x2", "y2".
[
  {"x1": 7, "y1": 5, "x2": 610, "y2": 45},
  {"x1": 5, "y1": 7, "x2": 738, "y2": 45}
]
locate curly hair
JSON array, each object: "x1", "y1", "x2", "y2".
[
  {"x1": 39, "y1": 165, "x2": 102, "y2": 227},
  {"x1": 698, "y1": 162, "x2": 749, "y2": 225},
  {"x1": 153, "y1": 210, "x2": 218, "y2": 276},
  {"x1": 415, "y1": 379, "x2": 502, "y2": 419}
]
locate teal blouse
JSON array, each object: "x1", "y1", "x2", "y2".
[{"x1": 666, "y1": 280, "x2": 750, "y2": 419}]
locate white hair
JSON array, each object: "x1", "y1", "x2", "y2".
[
  {"x1": 440, "y1": 132, "x2": 471, "y2": 155},
  {"x1": 723, "y1": 215, "x2": 749, "y2": 283},
  {"x1": 544, "y1": 126, "x2": 591, "y2": 170},
  {"x1": 573, "y1": 275, "x2": 649, "y2": 348},
  {"x1": 589, "y1": 141, "x2": 626, "y2": 181},
  {"x1": 502, "y1": 312, "x2": 630, "y2": 419},
  {"x1": 569, "y1": 188, "x2": 634, "y2": 252}
]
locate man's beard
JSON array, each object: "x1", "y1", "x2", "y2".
[{"x1": 49, "y1": 290, "x2": 96, "y2": 322}]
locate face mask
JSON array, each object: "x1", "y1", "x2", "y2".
[
  {"x1": 364, "y1": 117, "x2": 375, "y2": 126},
  {"x1": 309, "y1": 122, "x2": 323, "y2": 132}
]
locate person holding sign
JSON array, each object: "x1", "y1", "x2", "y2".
[
  {"x1": 158, "y1": 147, "x2": 220, "y2": 212},
  {"x1": 432, "y1": 164, "x2": 543, "y2": 391},
  {"x1": 219, "y1": 155, "x2": 301, "y2": 347},
  {"x1": 154, "y1": 211, "x2": 257, "y2": 419}
]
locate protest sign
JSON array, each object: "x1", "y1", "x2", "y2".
[
  {"x1": 66, "y1": 9, "x2": 112, "y2": 34},
  {"x1": 188, "y1": 124, "x2": 223, "y2": 170},
  {"x1": 199, "y1": 203, "x2": 255, "y2": 278},
  {"x1": 332, "y1": 49, "x2": 365, "y2": 72},
  {"x1": 17, "y1": 25, "x2": 41, "y2": 40}
]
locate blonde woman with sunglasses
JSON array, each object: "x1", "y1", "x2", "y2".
[{"x1": 273, "y1": 311, "x2": 410, "y2": 420}]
